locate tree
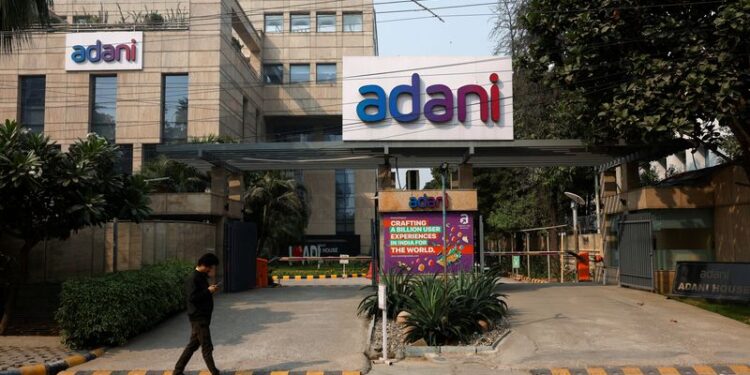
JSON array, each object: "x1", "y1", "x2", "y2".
[
  {"x1": 0, "y1": 0, "x2": 52, "y2": 53},
  {"x1": 520, "y1": 0, "x2": 750, "y2": 176},
  {"x1": 243, "y1": 172, "x2": 310, "y2": 257},
  {"x1": 0, "y1": 120, "x2": 151, "y2": 334},
  {"x1": 139, "y1": 155, "x2": 209, "y2": 193}
]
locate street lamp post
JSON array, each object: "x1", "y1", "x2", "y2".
[{"x1": 564, "y1": 192, "x2": 585, "y2": 282}]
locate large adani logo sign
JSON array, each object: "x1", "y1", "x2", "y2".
[
  {"x1": 342, "y1": 56, "x2": 513, "y2": 141},
  {"x1": 65, "y1": 32, "x2": 143, "y2": 71}
]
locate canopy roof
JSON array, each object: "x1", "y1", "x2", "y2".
[{"x1": 152, "y1": 139, "x2": 682, "y2": 172}]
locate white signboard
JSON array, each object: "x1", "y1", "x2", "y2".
[
  {"x1": 339, "y1": 254, "x2": 350, "y2": 265},
  {"x1": 65, "y1": 32, "x2": 143, "y2": 71},
  {"x1": 342, "y1": 56, "x2": 513, "y2": 141}
]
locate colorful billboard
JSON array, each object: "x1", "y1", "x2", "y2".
[
  {"x1": 382, "y1": 211, "x2": 474, "y2": 274},
  {"x1": 342, "y1": 56, "x2": 513, "y2": 141}
]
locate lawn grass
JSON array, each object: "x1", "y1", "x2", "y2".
[
  {"x1": 676, "y1": 297, "x2": 750, "y2": 325},
  {"x1": 270, "y1": 261, "x2": 370, "y2": 277}
]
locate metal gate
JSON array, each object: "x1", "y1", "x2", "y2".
[
  {"x1": 617, "y1": 213, "x2": 654, "y2": 290},
  {"x1": 223, "y1": 221, "x2": 257, "y2": 292}
]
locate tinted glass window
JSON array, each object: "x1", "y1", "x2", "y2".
[
  {"x1": 19, "y1": 76, "x2": 46, "y2": 134},
  {"x1": 336, "y1": 169, "x2": 355, "y2": 234},
  {"x1": 290, "y1": 14, "x2": 310, "y2": 32},
  {"x1": 162, "y1": 74, "x2": 188, "y2": 144},
  {"x1": 90, "y1": 75, "x2": 117, "y2": 143},
  {"x1": 263, "y1": 64, "x2": 283, "y2": 84},
  {"x1": 290, "y1": 64, "x2": 310, "y2": 83},
  {"x1": 317, "y1": 13, "x2": 336, "y2": 32},
  {"x1": 265, "y1": 14, "x2": 283, "y2": 33},
  {"x1": 343, "y1": 13, "x2": 363, "y2": 32},
  {"x1": 316, "y1": 63, "x2": 336, "y2": 83}
]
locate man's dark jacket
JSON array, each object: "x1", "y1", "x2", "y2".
[{"x1": 186, "y1": 270, "x2": 213, "y2": 322}]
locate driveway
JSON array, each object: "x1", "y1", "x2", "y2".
[
  {"x1": 492, "y1": 282, "x2": 750, "y2": 368},
  {"x1": 77, "y1": 278, "x2": 371, "y2": 372}
]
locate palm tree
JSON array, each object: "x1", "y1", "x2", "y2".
[
  {"x1": 139, "y1": 155, "x2": 209, "y2": 193},
  {"x1": 0, "y1": 0, "x2": 53, "y2": 53},
  {"x1": 244, "y1": 172, "x2": 310, "y2": 257}
]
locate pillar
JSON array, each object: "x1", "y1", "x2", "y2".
[
  {"x1": 451, "y1": 164, "x2": 474, "y2": 189},
  {"x1": 378, "y1": 164, "x2": 395, "y2": 190}
]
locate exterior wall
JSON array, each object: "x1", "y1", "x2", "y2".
[
  {"x1": 242, "y1": 0, "x2": 376, "y2": 116},
  {"x1": 712, "y1": 165, "x2": 750, "y2": 262},
  {"x1": 0, "y1": 0, "x2": 263, "y2": 171}
]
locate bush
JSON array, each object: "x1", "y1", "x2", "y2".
[
  {"x1": 358, "y1": 270, "x2": 508, "y2": 346},
  {"x1": 403, "y1": 272, "x2": 507, "y2": 346},
  {"x1": 56, "y1": 261, "x2": 193, "y2": 349},
  {"x1": 357, "y1": 271, "x2": 414, "y2": 319}
]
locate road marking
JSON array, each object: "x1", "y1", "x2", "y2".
[
  {"x1": 587, "y1": 368, "x2": 608, "y2": 375},
  {"x1": 622, "y1": 368, "x2": 644, "y2": 375},
  {"x1": 552, "y1": 368, "x2": 572, "y2": 375},
  {"x1": 729, "y1": 365, "x2": 750, "y2": 374},
  {"x1": 658, "y1": 368, "x2": 681, "y2": 375}
]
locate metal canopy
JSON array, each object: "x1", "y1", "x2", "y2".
[{"x1": 154, "y1": 140, "x2": 636, "y2": 171}]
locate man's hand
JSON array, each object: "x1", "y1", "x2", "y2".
[{"x1": 208, "y1": 285, "x2": 219, "y2": 294}]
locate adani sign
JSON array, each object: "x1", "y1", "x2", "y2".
[
  {"x1": 342, "y1": 56, "x2": 513, "y2": 141},
  {"x1": 65, "y1": 32, "x2": 143, "y2": 71}
]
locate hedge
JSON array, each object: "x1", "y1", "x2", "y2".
[{"x1": 56, "y1": 261, "x2": 193, "y2": 349}]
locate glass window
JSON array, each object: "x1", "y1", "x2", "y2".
[
  {"x1": 290, "y1": 64, "x2": 310, "y2": 83},
  {"x1": 90, "y1": 75, "x2": 117, "y2": 143},
  {"x1": 343, "y1": 13, "x2": 363, "y2": 32},
  {"x1": 19, "y1": 76, "x2": 46, "y2": 134},
  {"x1": 316, "y1": 63, "x2": 336, "y2": 83},
  {"x1": 162, "y1": 74, "x2": 189, "y2": 144},
  {"x1": 264, "y1": 14, "x2": 283, "y2": 33},
  {"x1": 263, "y1": 64, "x2": 283, "y2": 84},
  {"x1": 336, "y1": 169, "x2": 355, "y2": 235},
  {"x1": 317, "y1": 13, "x2": 336, "y2": 32},
  {"x1": 290, "y1": 13, "x2": 310, "y2": 32}
]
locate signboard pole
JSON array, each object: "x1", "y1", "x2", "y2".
[
  {"x1": 479, "y1": 215, "x2": 485, "y2": 272},
  {"x1": 441, "y1": 171, "x2": 447, "y2": 281},
  {"x1": 378, "y1": 283, "x2": 388, "y2": 361},
  {"x1": 526, "y1": 232, "x2": 531, "y2": 278}
]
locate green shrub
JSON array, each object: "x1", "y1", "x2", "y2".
[
  {"x1": 403, "y1": 272, "x2": 508, "y2": 345},
  {"x1": 56, "y1": 261, "x2": 193, "y2": 349},
  {"x1": 357, "y1": 271, "x2": 414, "y2": 319}
]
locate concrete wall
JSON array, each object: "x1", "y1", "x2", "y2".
[{"x1": 0, "y1": 220, "x2": 218, "y2": 283}]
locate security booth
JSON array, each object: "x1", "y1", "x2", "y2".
[{"x1": 377, "y1": 190, "x2": 478, "y2": 274}]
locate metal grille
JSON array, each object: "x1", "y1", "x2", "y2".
[
  {"x1": 223, "y1": 221, "x2": 257, "y2": 292},
  {"x1": 618, "y1": 213, "x2": 654, "y2": 290}
]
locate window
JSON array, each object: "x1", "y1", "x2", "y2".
[
  {"x1": 290, "y1": 13, "x2": 310, "y2": 32},
  {"x1": 264, "y1": 14, "x2": 283, "y2": 33},
  {"x1": 290, "y1": 64, "x2": 310, "y2": 83},
  {"x1": 162, "y1": 74, "x2": 189, "y2": 144},
  {"x1": 317, "y1": 13, "x2": 336, "y2": 32},
  {"x1": 336, "y1": 169, "x2": 356, "y2": 234},
  {"x1": 18, "y1": 76, "x2": 46, "y2": 134},
  {"x1": 90, "y1": 75, "x2": 117, "y2": 143},
  {"x1": 316, "y1": 63, "x2": 336, "y2": 83},
  {"x1": 263, "y1": 64, "x2": 283, "y2": 84},
  {"x1": 343, "y1": 12, "x2": 363, "y2": 32}
]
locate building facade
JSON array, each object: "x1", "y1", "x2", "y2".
[{"x1": 0, "y1": 0, "x2": 377, "y2": 256}]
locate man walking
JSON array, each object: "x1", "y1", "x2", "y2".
[{"x1": 174, "y1": 253, "x2": 221, "y2": 375}]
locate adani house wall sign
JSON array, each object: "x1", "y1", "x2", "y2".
[
  {"x1": 65, "y1": 32, "x2": 143, "y2": 71},
  {"x1": 342, "y1": 56, "x2": 513, "y2": 141}
]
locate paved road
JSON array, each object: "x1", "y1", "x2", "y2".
[
  {"x1": 76, "y1": 278, "x2": 372, "y2": 372},
  {"x1": 370, "y1": 281, "x2": 750, "y2": 375}
]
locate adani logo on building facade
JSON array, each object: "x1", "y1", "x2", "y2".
[
  {"x1": 342, "y1": 56, "x2": 513, "y2": 141},
  {"x1": 65, "y1": 32, "x2": 143, "y2": 71}
]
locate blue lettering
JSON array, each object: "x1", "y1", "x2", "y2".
[{"x1": 356, "y1": 85, "x2": 387, "y2": 122}]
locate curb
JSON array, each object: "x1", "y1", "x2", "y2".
[
  {"x1": 0, "y1": 348, "x2": 106, "y2": 375},
  {"x1": 273, "y1": 274, "x2": 365, "y2": 281},
  {"x1": 530, "y1": 364, "x2": 750, "y2": 375},
  {"x1": 509, "y1": 274, "x2": 551, "y2": 284},
  {"x1": 55, "y1": 371, "x2": 361, "y2": 375}
]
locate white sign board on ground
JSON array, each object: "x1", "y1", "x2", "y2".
[
  {"x1": 342, "y1": 56, "x2": 513, "y2": 141},
  {"x1": 339, "y1": 254, "x2": 350, "y2": 265},
  {"x1": 65, "y1": 32, "x2": 143, "y2": 71}
]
